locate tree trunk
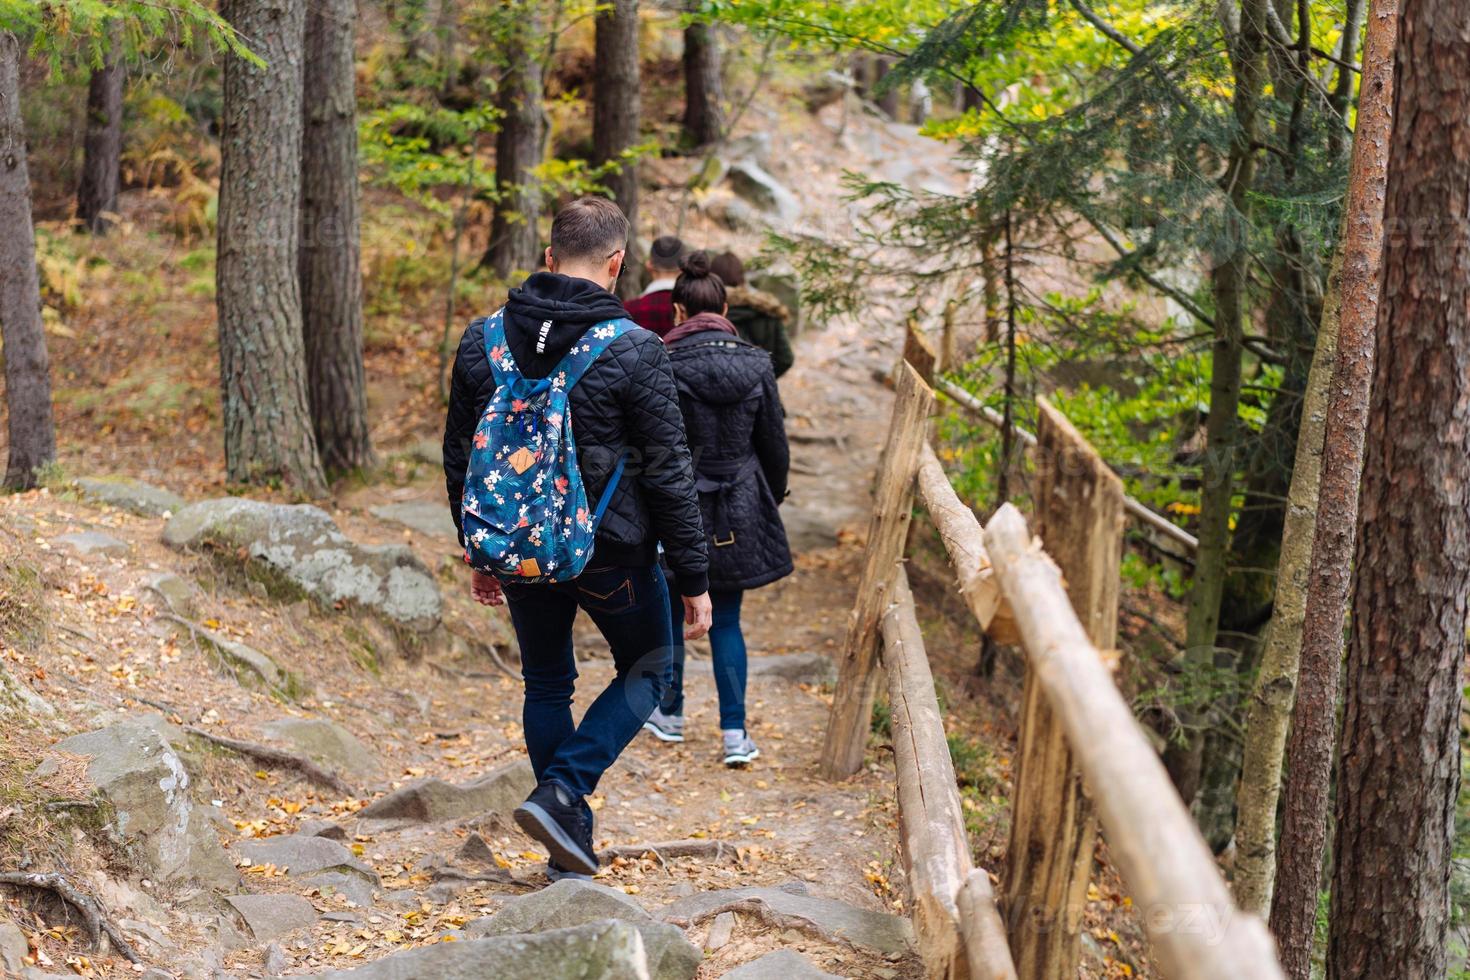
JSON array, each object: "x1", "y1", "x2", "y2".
[
  {"x1": 1326, "y1": 0, "x2": 1367, "y2": 161},
  {"x1": 217, "y1": 0, "x2": 327, "y2": 495},
  {"x1": 1267, "y1": 1, "x2": 1396, "y2": 972},
  {"x1": 1165, "y1": 0, "x2": 1268, "y2": 807},
  {"x1": 1325, "y1": 1, "x2": 1465, "y2": 976},
  {"x1": 77, "y1": 26, "x2": 123, "y2": 234},
  {"x1": 875, "y1": 56, "x2": 901, "y2": 120},
  {"x1": 484, "y1": 3, "x2": 545, "y2": 279},
  {"x1": 301, "y1": 0, "x2": 372, "y2": 475},
  {"x1": 0, "y1": 32, "x2": 56, "y2": 489},
  {"x1": 592, "y1": 0, "x2": 641, "y2": 298},
  {"x1": 682, "y1": 5, "x2": 723, "y2": 147}
]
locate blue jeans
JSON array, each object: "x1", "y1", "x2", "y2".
[
  {"x1": 504, "y1": 564, "x2": 673, "y2": 799},
  {"x1": 661, "y1": 570, "x2": 747, "y2": 730}
]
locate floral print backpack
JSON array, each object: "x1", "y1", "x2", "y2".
[{"x1": 461, "y1": 309, "x2": 636, "y2": 582}]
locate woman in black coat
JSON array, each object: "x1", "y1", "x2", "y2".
[{"x1": 643, "y1": 252, "x2": 792, "y2": 767}]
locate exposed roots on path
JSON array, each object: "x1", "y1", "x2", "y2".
[
  {"x1": 0, "y1": 871, "x2": 143, "y2": 964},
  {"x1": 599, "y1": 838, "x2": 745, "y2": 868},
  {"x1": 181, "y1": 726, "x2": 357, "y2": 796},
  {"x1": 678, "y1": 897, "x2": 864, "y2": 954}
]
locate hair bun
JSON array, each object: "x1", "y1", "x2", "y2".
[{"x1": 680, "y1": 250, "x2": 712, "y2": 279}]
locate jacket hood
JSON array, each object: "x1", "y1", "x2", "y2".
[
  {"x1": 726, "y1": 285, "x2": 790, "y2": 323},
  {"x1": 668, "y1": 328, "x2": 771, "y2": 406},
  {"x1": 503, "y1": 272, "x2": 629, "y2": 372}
]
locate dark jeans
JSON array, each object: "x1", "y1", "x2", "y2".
[
  {"x1": 661, "y1": 569, "x2": 747, "y2": 730},
  {"x1": 504, "y1": 564, "x2": 673, "y2": 799}
]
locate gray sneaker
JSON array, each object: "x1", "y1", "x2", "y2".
[
  {"x1": 643, "y1": 707, "x2": 685, "y2": 743},
  {"x1": 722, "y1": 729, "x2": 760, "y2": 767}
]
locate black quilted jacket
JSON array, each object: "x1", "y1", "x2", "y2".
[
  {"x1": 443, "y1": 273, "x2": 710, "y2": 596},
  {"x1": 667, "y1": 325, "x2": 792, "y2": 591}
]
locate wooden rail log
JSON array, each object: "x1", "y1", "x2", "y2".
[
  {"x1": 881, "y1": 567, "x2": 1017, "y2": 980},
  {"x1": 821, "y1": 361, "x2": 935, "y2": 779},
  {"x1": 914, "y1": 442, "x2": 1018, "y2": 643},
  {"x1": 984, "y1": 504, "x2": 1284, "y2": 980},
  {"x1": 1005, "y1": 397, "x2": 1124, "y2": 977}
]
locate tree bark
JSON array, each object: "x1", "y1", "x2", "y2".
[
  {"x1": 1324, "y1": 1, "x2": 1465, "y2": 975},
  {"x1": 1165, "y1": 0, "x2": 1268, "y2": 807},
  {"x1": 301, "y1": 0, "x2": 372, "y2": 475},
  {"x1": 1267, "y1": 1, "x2": 1396, "y2": 972},
  {"x1": 484, "y1": 2, "x2": 545, "y2": 279},
  {"x1": 681, "y1": 4, "x2": 723, "y2": 147},
  {"x1": 0, "y1": 32, "x2": 56, "y2": 490},
  {"x1": 592, "y1": 0, "x2": 641, "y2": 298},
  {"x1": 77, "y1": 26, "x2": 124, "y2": 234},
  {"x1": 217, "y1": 0, "x2": 327, "y2": 495}
]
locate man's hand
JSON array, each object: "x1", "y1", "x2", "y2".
[
  {"x1": 471, "y1": 569, "x2": 504, "y2": 606},
  {"x1": 682, "y1": 592, "x2": 713, "y2": 640}
]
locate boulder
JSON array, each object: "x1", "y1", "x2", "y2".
[
  {"x1": 0, "y1": 917, "x2": 28, "y2": 974},
  {"x1": 171, "y1": 619, "x2": 301, "y2": 698},
  {"x1": 32, "y1": 718, "x2": 237, "y2": 890},
  {"x1": 75, "y1": 476, "x2": 185, "y2": 517},
  {"x1": 660, "y1": 886, "x2": 912, "y2": 956},
  {"x1": 225, "y1": 894, "x2": 317, "y2": 942},
  {"x1": 465, "y1": 880, "x2": 699, "y2": 980},
  {"x1": 261, "y1": 718, "x2": 376, "y2": 777},
  {"x1": 369, "y1": 502, "x2": 457, "y2": 542},
  {"x1": 234, "y1": 834, "x2": 379, "y2": 907},
  {"x1": 724, "y1": 950, "x2": 840, "y2": 980},
  {"x1": 311, "y1": 920, "x2": 652, "y2": 979},
  {"x1": 163, "y1": 498, "x2": 441, "y2": 633},
  {"x1": 144, "y1": 572, "x2": 201, "y2": 617},
  {"x1": 724, "y1": 160, "x2": 801, "y2": 225},
  {"x1": 748, "y1": 272, "x2": 801, "y2": 333},
  {"x1": 55, "y1": 531, "x2": 129, "y2": 557},
  {"x1": 357, "y1": 759, "x2": 534, "y2": 826}
]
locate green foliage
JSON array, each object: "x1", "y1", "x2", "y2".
[
  {"x1": 4, "y1": 0, "x2": 256, "y2": 71},
  {"x1": 870, "y1": 696, "x2": 891, "y2": 739}
]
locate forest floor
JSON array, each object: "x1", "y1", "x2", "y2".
[{"x1": 0, "y1": 92, "x2": 1159, "y2": 979}]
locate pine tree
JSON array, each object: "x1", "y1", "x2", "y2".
[
  {"x1": 682, "y1": 3, "x2": 724, "y2": 147},
  {"x1": 483, "y1": 1, "x2": 545, "y2": 279},
  {"x1": 592, "y1": 0, "x2": 641, "y2": 296},
  {"x1": 76, "y1": 24, "x2": 123, "y2": 234}
]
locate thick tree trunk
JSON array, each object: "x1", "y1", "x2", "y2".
[
  {"x1": 1267, "y1": 1, "x2": 1396, "y2": 972},
  {"x1": 1166, "y1": 0, "x2": 1267, "y2": 805},
  {"x1": 484, "y1": 3, "x2": 545, "y2": 279},
  {"x1": 681, "y1": 6, "x2": 723, "y2": 147},
  {"x1": 0, "y1": 33, "x2": 56, "y2": 489},
  {"x1": 301, "y1": 0, "x2": 373, "y2": 475},
  {"x1": 77, "y1": 27, "x2": 123, "y2": 234},
  {"x1": 217, "y1": 0, "x2": 327, "y2": 495},
  {"x1": 1325, "y1": 1, "x2": 1465, "y2": 975},
  {"x1": 592, "y1": 0, "x2": 641, "y2": 298}
]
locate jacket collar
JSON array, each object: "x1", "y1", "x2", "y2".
[{"x1": 642, "y1": 277, "x2": 678, "y2": 297}]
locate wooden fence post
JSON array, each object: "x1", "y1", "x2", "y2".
[
  {"x1": 1004, "y1": 397, "x2": 1125, "y2": 977},
  {"x1": 821, "y1": 361, "x2": 935, "y2": 778},
  {"x1": 904, "y1": 318, "x2": 938, "y2": 385}
]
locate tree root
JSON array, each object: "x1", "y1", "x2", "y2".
[
  {"x1": 0, "y1": 871, "x2": 143, "y2": 964},
  {"x1": 676, "y1": 896, "x2": 863, "y2": 953},
  {"x1": 598, "y1": 838, "x2": 743, "y2": 867},
  {"x1": 182, "y1": 726, "x2": 357, "y2": 796}
]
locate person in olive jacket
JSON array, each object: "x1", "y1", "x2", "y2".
[
  {"x1": 710, "y1": 251, "x2": 795, "y2": 378},
  {"x1": 643, "y1": 251, "x2": 793, "y2": 767}
]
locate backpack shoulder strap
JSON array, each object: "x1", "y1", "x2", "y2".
[
  {"x1": 553, "y1": 318, "x2": 638, "y2": 391},
  {"x1": 480, "y1": 309, "x2": 519, "y2": 386}
]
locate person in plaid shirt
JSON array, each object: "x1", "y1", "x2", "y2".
[{"x1": 623, "y1": 235, "x2": 687, "y2": 337}]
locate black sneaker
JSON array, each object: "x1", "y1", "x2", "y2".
[{"x1": 514, "y1": 781, "x2": 598, "y2": 876}]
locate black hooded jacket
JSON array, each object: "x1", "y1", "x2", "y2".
[
  {"x1": 667, "y1": 326, "x2": 792, "y2": 591},
  {"x1": 443, "y1": 272, "x2": 710, "y2": 595}
]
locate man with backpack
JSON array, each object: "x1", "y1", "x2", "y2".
[{"x1": 442, "y1": 197, "x2": 712, "y2": 880}]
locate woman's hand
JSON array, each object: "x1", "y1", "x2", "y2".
[
  {"x1": 682, "y1": 592, "x2": 713, "y2": 640},
  {"x1": 471, "y1": 569, "x2": 505, "y2": 606}
]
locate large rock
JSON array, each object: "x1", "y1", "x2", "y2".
[
  {"x1": 144, "y1": 572, "x2": 201, "y2": 617},
  {"x1": 660, "y1": 886, "x2": 912, "y2": 956},
  {"x1": 0, "y1": 917, "x2": 28, "y2": 974},
  {"x1": 748, "y1": 272, "x2": 801, "y2": 333},
  {"x1": 32, "y1": 718, "x2": 237, "y2": 890},
  {"x1": 163, "y1": 498, "x2": 441, "y2": 632},
  {"x1": 234, "y1": 834, "x2": 379, "y2": 907},
  {"x1": 225, "y1": 894, "x2": 317, "y2": 942},
  {"x1": 75, "y1": 476, "x2": 185, "y2": 517},
  {"x1": 724, "y1": 950, "x2": 840, "y2": 980},
  {"x1": 369, "y1": 502, "x2": 457, "y2": 542},
  {"x1": 261, "y1": 718, "x2": 376, "y2": 777},
  {"x1": 187, "y1": 625, "x2": 301, "y2": 698},
  {"x1": 357, "y1": 759, "x2": 534, "y2": 826},
  {"x1": 465, "y1": 880, "x2": 699, "y2": 980},
  {"x1": 312, "y1": 920, "x2": 652, "y2": 979},
  {"x1": 55, "y1": 531, "x2": 129, "y2": 557},
  {"x1": 724, "y1": 160, "x2": 801, "y2": 225}
]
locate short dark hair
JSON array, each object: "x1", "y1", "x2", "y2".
[
  {"x1": 649, "y1": 235, "x2": 687, "y2": 272},
  {"x1": 549, "y1": 197, "x2": 629, "y2": 263},
  {"x1": 709, "y1": 251, "x2": 745, "y2": 287},
  {"x1": 672, "y1": 250, "x2": 727, "y2": 316}
]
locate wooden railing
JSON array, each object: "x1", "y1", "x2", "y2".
[{"x1": 823, "y1": 356, "x2": 1284, "y2": 979}]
